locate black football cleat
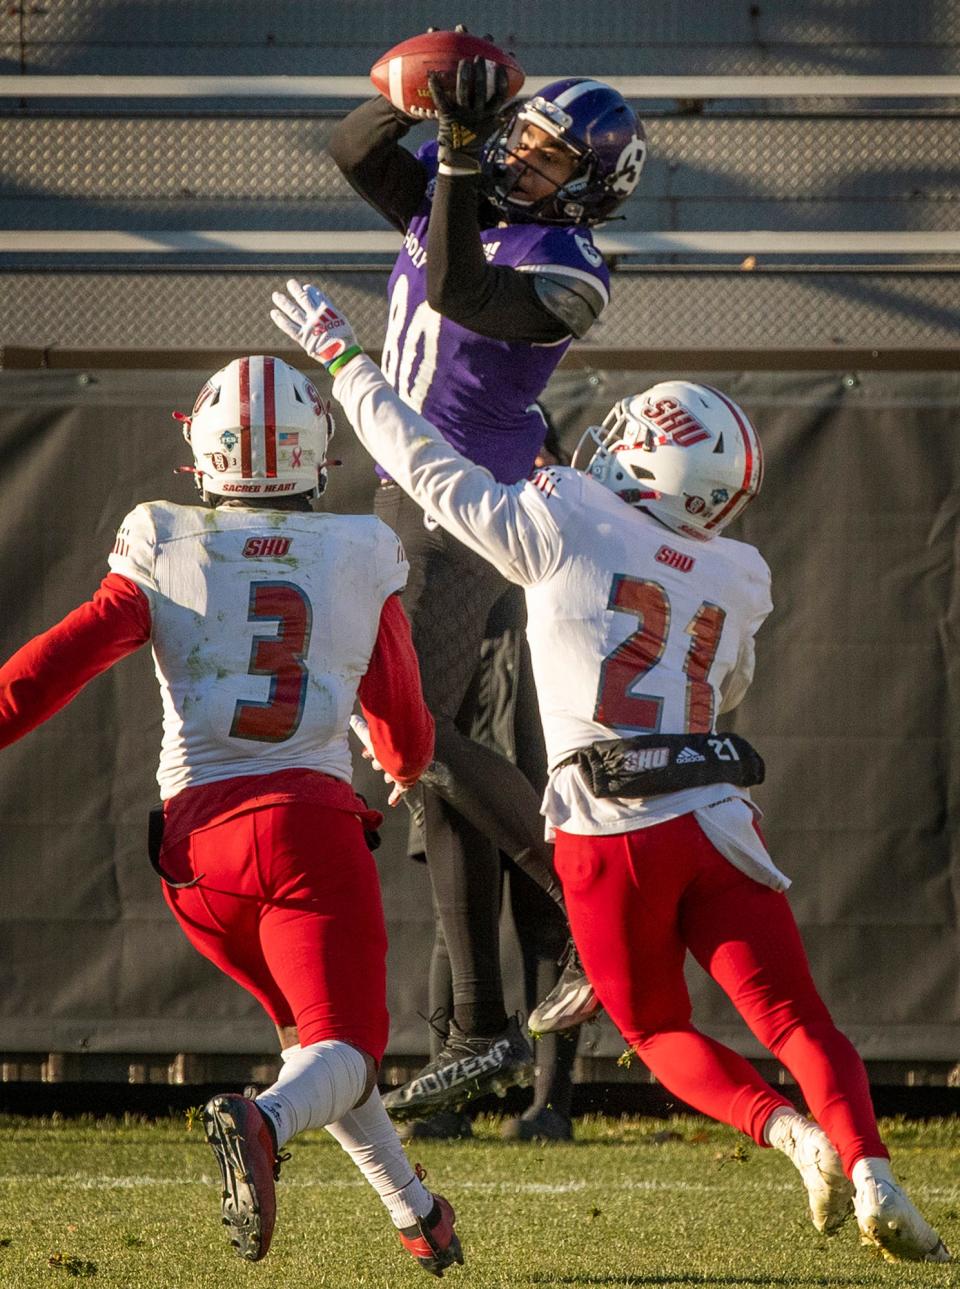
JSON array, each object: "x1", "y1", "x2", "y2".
[
  {"x1": 397, "y1": 1110, "x2": 474, "y2": 1142},
  {"x1": 399, "y1": 1194, "x2": 464, "y2": 1278},
  {"x1": 383, "y1": 1016, "x2": 533, "y2": 1121},
  {"x1": 202, "y1": 1093, "x2": 287, "y2": 1262},
  {"x1": 501, "y1": 1105, "x2": 573, "y2": 1142}
]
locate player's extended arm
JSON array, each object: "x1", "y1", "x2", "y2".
[
  {"x1": 425, "y1": 61, "x2": 571, "y2": 342},
  {"x1": 0, "y1": 572, "x2": 151, "y2": 749},
  {"x1": 327, "y1": 96, "x2": 429, "y2": 233},
  {"x1": 356, "y1": 593, "x2": 434, "y2": 787},
  {"x1": 427, "y1": 166, "x2": 572, "y2": 341},
  {"x1": 270, "y1": 282, "x2": 564, "y2": 585}
]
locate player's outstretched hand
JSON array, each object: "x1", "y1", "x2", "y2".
[
  {"x1": 270, "y1": 279, "x2": 364, "y2": 374},
  {"x1": 349, "y1": 714, "x2": 409, "y2": 807}
]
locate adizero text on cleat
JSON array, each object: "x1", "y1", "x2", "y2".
[
  {"x1": 202, "y1": 1093, "x2": 284, "y2": 1262},
  {"x1": 399, "y1": 1194, "x2": 464, "y2": 1278},
  {"x1": 383, "y1": 1016, "x2": 533, "y2": 1122}
]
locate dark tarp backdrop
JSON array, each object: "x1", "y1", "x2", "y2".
[{"x1": 0, "y1": 366, "x2": 957, "y2": 1064}]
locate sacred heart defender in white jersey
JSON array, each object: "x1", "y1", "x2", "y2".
[
  {"x1": 0, "y1": 354, "x2": 465, "y2": 1280},
  {"x1": 273, "y1": 282, "x2": 951, "y2": 1267}
]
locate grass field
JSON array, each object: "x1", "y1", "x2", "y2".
[{"x1": 0, "y1": 1112, "x2": 958, "y2": 1287}]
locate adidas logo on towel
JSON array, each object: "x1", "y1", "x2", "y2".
[{"x1": 676, "y1": 746, "x2": 707, "y2": 764}]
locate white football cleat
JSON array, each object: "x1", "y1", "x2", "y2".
[
  {"x1": 527, "y1": 939, "x2": 601, "y2": 1035},
  {"x1": 765, "y1": 1110, "x2": 854, "y2": 1235},
  {"x1": 853, "y1": 1157, "x2": 951, "y2": 1263}
]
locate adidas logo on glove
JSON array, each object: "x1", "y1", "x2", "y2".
[{"x1": 676, "y1": 746, "x2": 707, "y2": 764}]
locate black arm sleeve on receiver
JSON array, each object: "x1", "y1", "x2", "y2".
[
  {"x1": 327, "y1": 95, "x2": 429, "y2": 233},
  {"x1": 425, "y1": 171, "x2": 573, "y2": 344}
]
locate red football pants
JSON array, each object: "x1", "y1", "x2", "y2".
[
  {"x1": 162, "y1": 802, "x2": 390, "y2": 1061},
  {"x1": 554, "y1": 813, "x2": 886, "y2": 1174}
]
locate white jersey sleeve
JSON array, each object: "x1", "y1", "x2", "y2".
[
  {"x1": 372, "y1": 515, "x2": 409, "y2": 601},
  {"x1": 333, "y1": 355, "x2": 564, "y2": 586},
  {"x1": 108, "y1": 504, "x2": 161, "y2": 609},
  {"x1": 718, "y1": 546, "x2": 772, "y2": 713}
]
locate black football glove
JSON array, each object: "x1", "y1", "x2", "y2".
[{"x1": 429, "y1": 56, "x2": 510, "y2": 173}]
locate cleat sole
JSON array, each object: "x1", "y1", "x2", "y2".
[{"x1": 202, "y1": 1096, "x2": 269, "y2": 1263}]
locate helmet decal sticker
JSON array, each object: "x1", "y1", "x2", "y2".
[
  {"x1": 575, "y1": 234, "x2": 604, "y2": 267},
  {"x1": 611, "y1": 135, "x2": 647, "y2": 196}
]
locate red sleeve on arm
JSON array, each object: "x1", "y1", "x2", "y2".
[
  {"x1": 357, "y1": 593, "x2": 434, "y2": 787},
  {"x1": 0, "y1": 572, "x2": 151, "y2": 750}
]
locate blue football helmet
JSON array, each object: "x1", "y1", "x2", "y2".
[{"x1": 482, "y1": 77, "x2": 646, "y2": 226}]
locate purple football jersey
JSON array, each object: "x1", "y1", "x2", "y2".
[{"x1": 380, "y1": 143, "x2": 610, "y2": 484}]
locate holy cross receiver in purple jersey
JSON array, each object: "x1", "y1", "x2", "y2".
[{"x1": 326, "y1": 58, "x2": 646, "y2": 1128}]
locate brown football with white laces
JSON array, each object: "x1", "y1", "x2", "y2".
[{"x1": 370, "y1": 29, "x2": 525, "y2": 118}]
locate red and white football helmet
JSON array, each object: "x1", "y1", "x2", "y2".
[
  {"x1": 573, "y1": 381, "x2": 763, "y2": 540},
  {"x1": 182, "y1": 355, "x2": 334, "y2": 500}
]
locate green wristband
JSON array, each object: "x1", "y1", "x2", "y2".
[{"x1": 327, "y1": 345, "x2": 364, "y2": 376}]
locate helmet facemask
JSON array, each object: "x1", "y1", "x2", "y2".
[
  {"x1": 482, "y1": 79, "x2": 646, "y2": 227},
  {"x1": 484, "y1": 104, "x2": 594, "y2": 225}
]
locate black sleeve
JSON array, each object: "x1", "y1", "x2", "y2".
[
  {"x1": 327, "y1": 96, "x2": 429, "y2": 233},
  {"x1": 425, "y1": 172, "x2": 573, "y2": 344}
]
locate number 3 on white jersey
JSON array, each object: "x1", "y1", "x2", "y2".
[{"x1": 230, "y1": 580, "x2": 313, "y2": 743}]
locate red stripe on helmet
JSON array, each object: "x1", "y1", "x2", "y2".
[
  {"x1": 262, "y1": 357, "x2": 277, "y2": 478},
  {"x1": 238, "y1": 357, "x2": 252, "y2": 478},
  {"x1": 700, "y1": 384, "x2": 761, "y2": 532}
]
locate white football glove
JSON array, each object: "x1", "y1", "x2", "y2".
[
  {"x1": 349, "y1": 714, "x2": 408, "y2": 807},
  {"x1": 270, "y1": 279, "x2": 363, "y2": 374}
]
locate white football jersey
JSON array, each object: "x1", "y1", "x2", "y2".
[
  {"x1": 335, "y1": 357, "x2": 777, "y2": 855},
  {"x1": 518, "y1": 469, "x2": 772, "y2": 836},
  {"x1": 108, "y1": 501, "x2": 407, "y2": 798}
]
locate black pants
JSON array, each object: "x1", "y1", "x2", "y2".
[
  {"x1": 375, "y1": 485, "x2": 561, "y2": 1035},
  {"x1": 428, "y1": 861, "x2": 576, "y2": 1116}
]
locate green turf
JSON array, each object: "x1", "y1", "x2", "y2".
[{"x1": 0, "y1": 1113, "x2": 958, "y2": 1287}]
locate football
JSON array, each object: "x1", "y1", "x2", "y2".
[{"x1": 370, "y1": 29, "x2": 525, "y2": 118}]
